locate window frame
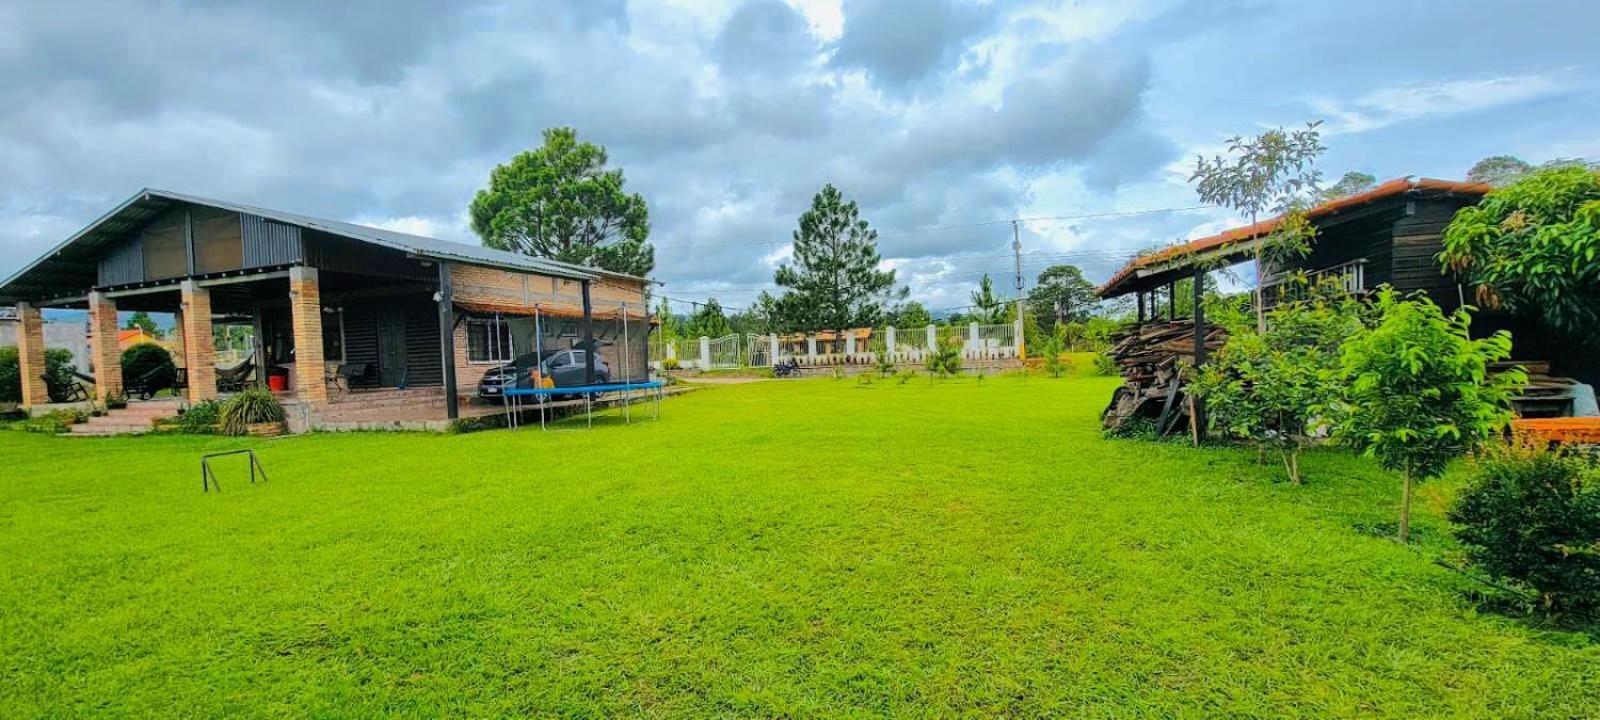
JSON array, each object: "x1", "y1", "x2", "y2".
[{"x1": 466, "y1": 315, "x2": 514, "y2": 365}]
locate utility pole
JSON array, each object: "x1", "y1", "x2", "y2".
[{"x1": 1012, "y1": 220, "x2": 1026, "y2": 357}]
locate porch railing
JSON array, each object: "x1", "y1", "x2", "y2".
[{"x1": 1261, "y1": 258, "x2": 1367, "y2": 307}]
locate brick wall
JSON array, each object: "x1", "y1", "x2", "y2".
[
  {"x1": 88, "y1": 292, "x2": 123, "y2": 399},
  {"x1": 14, "y1": 303, "x2": 48, "y2": 406},
  {"x1": 180, "y1": 282, "x2": 217, "y2": 402},
  {"x1": 289, "y1": 267, "x2": 328, "y2": 404}
]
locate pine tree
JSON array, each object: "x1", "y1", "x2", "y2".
[{"x1": 773, "y1": 184, "x2": 904, "y2": 332}]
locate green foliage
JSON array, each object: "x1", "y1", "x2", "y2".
[
  {"x1": 686, "y1": 298, "x2": 731, "y2": 338},
  {"x1": 0, "y1": 347, "x2": 77, "y2": 404},
  {"x1": 924, "y1": 337, "x2": 964, "y2": 378},
  {"x1": 1028, "y1": 264, "x2": 1098, "y2": 333},
  {"x1": 120, "y1": 343, "x2": 176, "y2": 391},
  {"x1": 123, "y1": 311, "x2": 161, "y2": 338},
  {"x1": 1329, "y1": 289, "x2": 1523, "y2": 541},
  {"x1": 13, "y1": 408, "x2": 86, "y2": 433},
  {"x1": 218, "y1": 387, "x2": 285, "y2": 436},
  {"x1": 1451, "y1": 439, "x2": 1600, "y2": 615},
  {"x1": 771, "y1": 184, "x2": 905, "y2": 332},
  {"x1": 1036, "y1": 326, "x2": 1073, "y2": 378},
  {"x1": 661, "y1": 356, "x2": 681, "y2": 371},
  {"x1": 175, "y1": 400, "x2": 222, "y2": 434},
  {"x1": 1194, "y1": 279, "x2": 1366, "y2": 484},
  {"x1": 969, "y1": 274, "x2": 1008, "y2": 324},
  {"x1": 895, "y1": 369, "x2": 916, "y2": 384},
  {"x1": 887, "y1": 300, "x2": 932, "y2": 328},
  {"x1": 1466, "y1": 155, "x2": 1534, "y2": 188},
  {"x1": 1440, "y1": 165, "x2": 1600, "y2": 336},
  {"x1": 1321, "y1": 171, "x2": 1376, "y2": 200},
  {"x1": 1091, "y1": 352, "x2": 1117, "y2": 377},
  {"x1": 1190, "y1": 121, "x2": 1326, "y2": 328},
  {"x1": 469, "y1": 127, "x2": 654, "y2": 276},
  {"x1": 872, "y1": 352, "x2": 896, "y2": 377}
]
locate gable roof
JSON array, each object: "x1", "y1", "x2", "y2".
[
  {"x1": 1, "y1": 188, "x2": 647, "y2": 304},
  {"x1": 1095, "y1": 177, "x2": 1490, "y2": 298}
]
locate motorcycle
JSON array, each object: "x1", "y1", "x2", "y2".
[{"x1": 772, "y1": 358, "x2": 803, "y2": 378}]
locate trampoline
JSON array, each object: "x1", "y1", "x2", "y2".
[{"x1": 502, "y1": 380, "x2": 666, "y2": 430}]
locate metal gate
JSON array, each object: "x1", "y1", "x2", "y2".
[
  {"x1": 709, "y1": 334, "x2": 743, "y2": 369},
  {"x1": 746, "y1": 334, "x2": 771, "y2": 367}
]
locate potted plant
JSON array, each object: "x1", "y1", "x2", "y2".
[{"x1": 219, "y1": 387, "x2": 287, "y2": 436}]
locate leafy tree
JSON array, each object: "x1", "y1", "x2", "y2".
[
  {"x1": 1191, "y1": 121, "x2": 1326, "y2": 330},
  {"x1": 772, "y1": 184, "x2": 904, "y2": 332},
  {"x1": 687, "y1": 298, "x2": 731, "y2": 338},
  {"x1": 655, "y1": 297, "x2": 684, "y2": 341},
  {"x1": 1329, "y1": 289, "x2": 1523, "y2": 542},
  {"x1": 888, "y1": 301, "x2": 932, "y2": 328},
  {"x1": 1194, "y1": 279, "x2": 1365, "y2": 484},
  {"x1": 121, "y1": 343, "x2": 177, "y2": 394},
  {"x1": 1450, "y1": 438, "x2": 1600, "y2": 615},
  {"x1": 1440, "y1": 165, "x2": 1600, "y2": 336},
  {"x1": 969, "y1": 274, "x2": 1008, "y2": 324},
  {"x1": 1322, "y1": 171, "x2": 1376, "y2": 200},
  {"x1": 1029, "y1": 264, "x2": 1097, "y2": 332},
  {"x1": 124, "y1": 311, "x2": 161, "y2": 339},
  {"x1": 469, "y1": 127, "x2": 654, "y2": 276},
  {"x1": 0, "y1": 347, "x2": 76, "y2": 403},
  {"x1": 1466, "y1": 155, "x2": 1533, "y2": 188}
]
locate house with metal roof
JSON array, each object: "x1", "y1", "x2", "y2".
[{"x1": 0, "y1": 189, "x2": 652, "y2": 428}]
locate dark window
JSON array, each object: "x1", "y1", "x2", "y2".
[
  {"x1": 467, "y1": 317, "x2": 513, "y2": 363},
  {"x1": 322, "y1": 309, "x2": 344, "y2": 362},
  {"x1": 141, "y1": 214, "x2": 186, "y2": 279},
  {"x1": 191, "y1": 206, "x2": 243, "y2": 274}
]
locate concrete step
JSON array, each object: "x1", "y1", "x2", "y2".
[{"x1": 69, "y1": 423, "x2": 154, "y2": 435}]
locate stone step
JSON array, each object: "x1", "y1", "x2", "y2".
[
  {"x1": 86, "y1": 414, "x2": 160, "y2": 427},
  {"x1": 69, "y1": 424, "x2": 154, "y2": 435}
]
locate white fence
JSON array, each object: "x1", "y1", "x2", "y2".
[{"x1": 652, "y1": 320, "x2": 1023, "y2": 371}]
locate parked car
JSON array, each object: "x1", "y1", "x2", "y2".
[{"x1": 477, "y1": 349, "x2": 611, "y2": 402}]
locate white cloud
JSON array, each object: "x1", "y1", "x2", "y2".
[{"x1": 1312, "y1": 74, "x2": 1567, "y2": 135}]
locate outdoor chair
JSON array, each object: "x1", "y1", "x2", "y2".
[
  {"x1": 328, "y1": 362, "x2": 377, "y2": 393},
  {"x1": 216, "y1": 357, "x2": 255, "y2": 393},
  {"x1": 126, "y1": 366, "x2": 174, "y2": 400},
  {"x1": 41, "y1": 373, "x2": 90, "y2": 402}
]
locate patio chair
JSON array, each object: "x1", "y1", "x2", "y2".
[
  {"x1": 328, "y1": 362, "x2": 377, "y2": 393},
  {"x1": 42, "y1": 373, "x2": 90, "y2": 402},
  {"x1": 126, "y1": 366, "x2": 174, "y2": 400}
]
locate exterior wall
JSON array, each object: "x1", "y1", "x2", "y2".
[
  {"x1": 338, "y1": 295, "x2": 444, "y2": 389},
  {"x1": 180, "y1": 281, "x2": 217, "y2": 403},
  {"x1": 449, "y1": 264, "x2": 648, "y2": 313}
]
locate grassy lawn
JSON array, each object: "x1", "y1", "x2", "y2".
[{"x1": 2, "y1": 375, "x2": 1597, "y2": 717}]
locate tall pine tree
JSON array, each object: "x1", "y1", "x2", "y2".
[{"x1": 773, "y1": 184, "x2": 904, "y2": 332}]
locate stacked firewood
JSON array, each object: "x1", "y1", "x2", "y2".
[
  {"x1": 1493, "y1": 360, "x2": 1585, "y2": 419},
  {"x1": 1100, "y1": 320, "x2": 1228, "y2": 432}
]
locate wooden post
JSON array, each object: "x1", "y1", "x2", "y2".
[
  {"x1": 1167, "y1": 281, "x2": 1176, "y2": 320},
  {"x1": 1136, "y1": 291, "x2": 1145, "y2": 325},
  {"x1": 1191, "y1": 267, "x2": 1207, "y2": 445},
  {"x1": 581, "y1": 280, "x2": 595, "y2": 385},
  {"x1": 437, "y1": 262, "x2": 458, "y2": 420}
]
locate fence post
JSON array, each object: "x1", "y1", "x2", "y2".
[
  {"x1": 968, "y1": 322, "x2": 979, "y2": 356},
  {"x1": 1014, "y1": 315, "x2": 1025, "y2": 358},
  {"x1": 925, "y1": 324, "x2": 936, "y2": 352},
  {"x1": 806, "y1": 335, "x2": 817, "y2": 361},
  {"x1": 769, "y1": 334, "x2": 780, "y2": 362},
  {"x1": 666, "y1": 341, "x2": 677, "y2": 362},
  {"x1": 886, "y1": 326, "x2": 897, "y2": 359},
  {"x1": 845, "y1": 331, "x2": 856, "y2": 357},
  {"x1": 699, "y1": 336, "x2": 711, "y2": 369}
]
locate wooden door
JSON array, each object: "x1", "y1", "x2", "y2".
[{"x1": 376, "y1": 309, "x2": 408, "y2": 387}]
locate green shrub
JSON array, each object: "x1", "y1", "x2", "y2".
[
  {"x1": 662, "y1": 357, "x2": 681, "y2": 371},
  {"x1": 121, "y1": 343, "x2": 176, "y2": 392},
  {"x1": 218, "y1": 387, "x2": 285, "y2": 436},
  {"x1": 1092, "y1": 352, "x2": 1117, "y2": 377},
  {"x1": 175, "y1": 400, "x2": 223, "y2": 434},
  {"x1": 873, "y1": 352, "x2": 896, "y2": 377},
  {"x1": 1450, "y1": 439, "x2": 1600, "y2": 615},
  {"x1": 0, "y1": 346, "x2": 78, "y2": 403},
  {"x1": 15, "y1": 408, "x2": 85, "y2": 434}
]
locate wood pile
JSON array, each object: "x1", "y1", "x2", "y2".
[
  {"x1": 1100, "y1": 320, "x2": 1227, "y2": 433},
  {"x1": 1493, "y1": 360, "x2": 1582, "y2": 419}
]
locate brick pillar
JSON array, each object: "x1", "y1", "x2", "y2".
[
  {"x1": 15, "y1": 302, "x2": 49, "y2": 407},
  {"x1": 87, "y1": 291, "x2": 123, "y2": 400},
  {"x1": 180, "y1": 281, "x2": 216, "y2": 403},
  {"x1": 289, "y1": 266, "x2": 327, "y2": 404}
]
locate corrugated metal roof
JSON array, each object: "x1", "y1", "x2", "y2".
[
  {"x1": 0, "y1": 188, "x2": 649, "y2": 303},
  {"x1": 1095, "y1": 177, "x2": 1491, "y2": 298}
]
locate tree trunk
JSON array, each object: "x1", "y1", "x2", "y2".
[{"x1": 1397, "y1": 469, "x2": 1413, "y2": 543}]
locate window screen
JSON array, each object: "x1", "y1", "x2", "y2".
[
  {"x1": 191, "y1": 206, "x2": 243, "y2": 274},
  {"x1": 467, "y1": 317, "x2": 513, "y2": 363},
  {"x1": 141, "y1": 216, "x2": 186, "y2": 279},
  {"x1": 322, "y1": 310, "x2": 345, "y2": 362}
]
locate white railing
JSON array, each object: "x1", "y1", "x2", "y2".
[
  {"x1": 1262, "y1": 258, "x2": 1367, "y2": 307},
  {"x1": 652, "y1": 322, "x2": 1023, "y2": 370}
]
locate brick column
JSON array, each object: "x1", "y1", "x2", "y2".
[
  {"x1": 180, "y1": 281, "x2": 216, "y2": 403},
  {"x1": 87, "y1": 291, "x2": 123, "y2": 400},
  {"x1": 15, "y1": 302, "x2": 49, "y2": 407},
  {"x1": 289, "y1": 266, "x2": 327, "y2": 404}
]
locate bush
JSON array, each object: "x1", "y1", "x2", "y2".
[
  {"x1": 122, "y1": 343, "x2": 176, "y2": 392},
  {"x1": 662, "y1": 356, "x2": 681, "y2": 371},
  {"x1": 1092, "y1": 352, "x2": 1117, "y2": 377},
  {"x1": 175, "y1": 400, "x2": 223, "y2": 434},
  {"x1": 873, "y1": 352, "x2": 896, "y2": 377},
  {"x1": 218, "y1": 387, "x2": 285, "y2": 436},
  {"x1": 1450, "y1": 439, "x2": 1600, "y2": 615},
  {"x1": 14, "y1": 408, "x2": 86, "y2": 434},
  {"x1": 0, "y1": 346, "x2": 78, "y2": 403}
]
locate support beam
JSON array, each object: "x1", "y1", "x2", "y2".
[
  {"x1": 14, "y1": 302, "x2": 49, "y2": 407},
  {"x1": 87, "y1": 291, "x2": 123, "y2": 400},
  {"x1": 1191, "y1": 267, "x2": 1208, "y2": 444},
  {"x1": 180, "y1": 280, "x2": 217, "y2": 403},
  {"x1": 581, "y1": 281, "x2": 596, "y2": 385},
  {"x1": 436, "y1": 263, "x2": 458, "y2": 420},
  {"x1": 288, "y1": 266, "x2": 327, "y2": 405}
]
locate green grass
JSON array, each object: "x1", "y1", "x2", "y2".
[{"x1": 2, "y1": 376, "x2": 1596, "y2": 717}]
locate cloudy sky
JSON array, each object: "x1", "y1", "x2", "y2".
[{"x1": 2, "y1": 0, "x2": 1595, "y2": 315}]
